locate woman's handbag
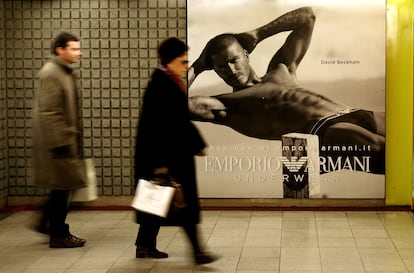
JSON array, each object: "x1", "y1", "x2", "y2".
[
  {"x1": 131, "y1": 177, "x2": 186, "y2": 218},
  {"x1": 170, "y1": 182, "x2": 187, "y2": 211},
  {"x1": 71, "y1": 158, "x2": 98, "y2": 202}
]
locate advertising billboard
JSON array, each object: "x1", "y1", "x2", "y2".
[{"x1": 188, "y1": 0, "x2": 386, "y2": 199}]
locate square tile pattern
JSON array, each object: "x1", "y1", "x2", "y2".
[{"x1": 0, "y1": 209, "x2": 413, "y2": 272}]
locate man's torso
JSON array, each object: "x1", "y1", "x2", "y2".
[{"x1": 216, "y1": 64, "x2": 346, "y2": 139}]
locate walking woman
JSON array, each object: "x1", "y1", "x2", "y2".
[{"x1": 133, "y1": 37, "x2": 218, "y2": 265}]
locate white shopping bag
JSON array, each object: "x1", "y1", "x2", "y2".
[
  {"x1": 71, "y1": 158, "x2": 98, "y2": 202},
  {"x1": 131, "y1": 178, "x2": 175, "y2": 218}
]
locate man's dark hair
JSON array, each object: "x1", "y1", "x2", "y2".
[
  {"x1": 204, "y1": 33, "x2": 239, "y2": 68},
  {"x1": 158, "y1": 37, "x2": 188, "y2": 66},
  {"x1": 51, "y1": 32, "x2": 79, "y2": 55}
]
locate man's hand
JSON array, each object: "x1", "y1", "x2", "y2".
[
  {"x1": 235, "y1": 31, "x2": 259, "y2": 54},
  {"x1": 189, "y1": 96, "x2": 227, "y2": 121}
]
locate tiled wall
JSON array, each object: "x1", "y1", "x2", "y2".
[
  {"x1": 3, "y1": 0, "x2": 186, "y2": 205},
  {"x1": 0, "y1": 1, "x2": 7, "y2": 207}
]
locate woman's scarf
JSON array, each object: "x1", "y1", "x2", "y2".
[{"x1": 160, "y1": 65, "x2": 187, "y2": 94}]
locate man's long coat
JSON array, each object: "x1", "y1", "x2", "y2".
[{"x1": 32, "y1": 58, "x2": 86, "y2": 190}]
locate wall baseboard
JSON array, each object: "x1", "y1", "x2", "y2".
[{"x1": 4, "y1": 196, "x2": 410, "y2": 211}]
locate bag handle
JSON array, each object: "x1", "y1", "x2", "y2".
[{"x1": 152, "y1": 167, "x2": 181, "y2": 187}]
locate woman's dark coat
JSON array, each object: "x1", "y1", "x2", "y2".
[{"x1": 134, "y1": 68, "x2": 206, "y2": 225}]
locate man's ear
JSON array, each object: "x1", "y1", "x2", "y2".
[{"x1": 55, "y1": 47, "x2": 64, "y2": 56}]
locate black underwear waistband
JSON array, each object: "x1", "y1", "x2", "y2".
[{"x1": 308, "y1": 108, "x2": 376, "y2": 136}]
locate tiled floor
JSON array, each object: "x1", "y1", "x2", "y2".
[{"x1": 0, "y1": 209, "x2": 413, "y2": 273}]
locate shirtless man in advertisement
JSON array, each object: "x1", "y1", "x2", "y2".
[{"x1": 188, "y1": 6, "x2": 385, "y2": 174}]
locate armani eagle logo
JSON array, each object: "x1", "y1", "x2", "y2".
[{"x1": 281, "y1": 156, "x2": 308, "y2": 172}]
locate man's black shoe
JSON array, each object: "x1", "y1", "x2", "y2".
[{"x1": 49, "y1": 234, "x2": 86, "y2": 248}]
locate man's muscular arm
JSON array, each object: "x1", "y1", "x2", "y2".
[
  {"x1": 188, "y1": 42, "x2": 211, "y2": 87},
  {"x1": 264, "y1": 7, "x2": 315, "y2": 73},
  {"x1": 236, "y1": 7, "x2": 315, "y2": 73}
]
